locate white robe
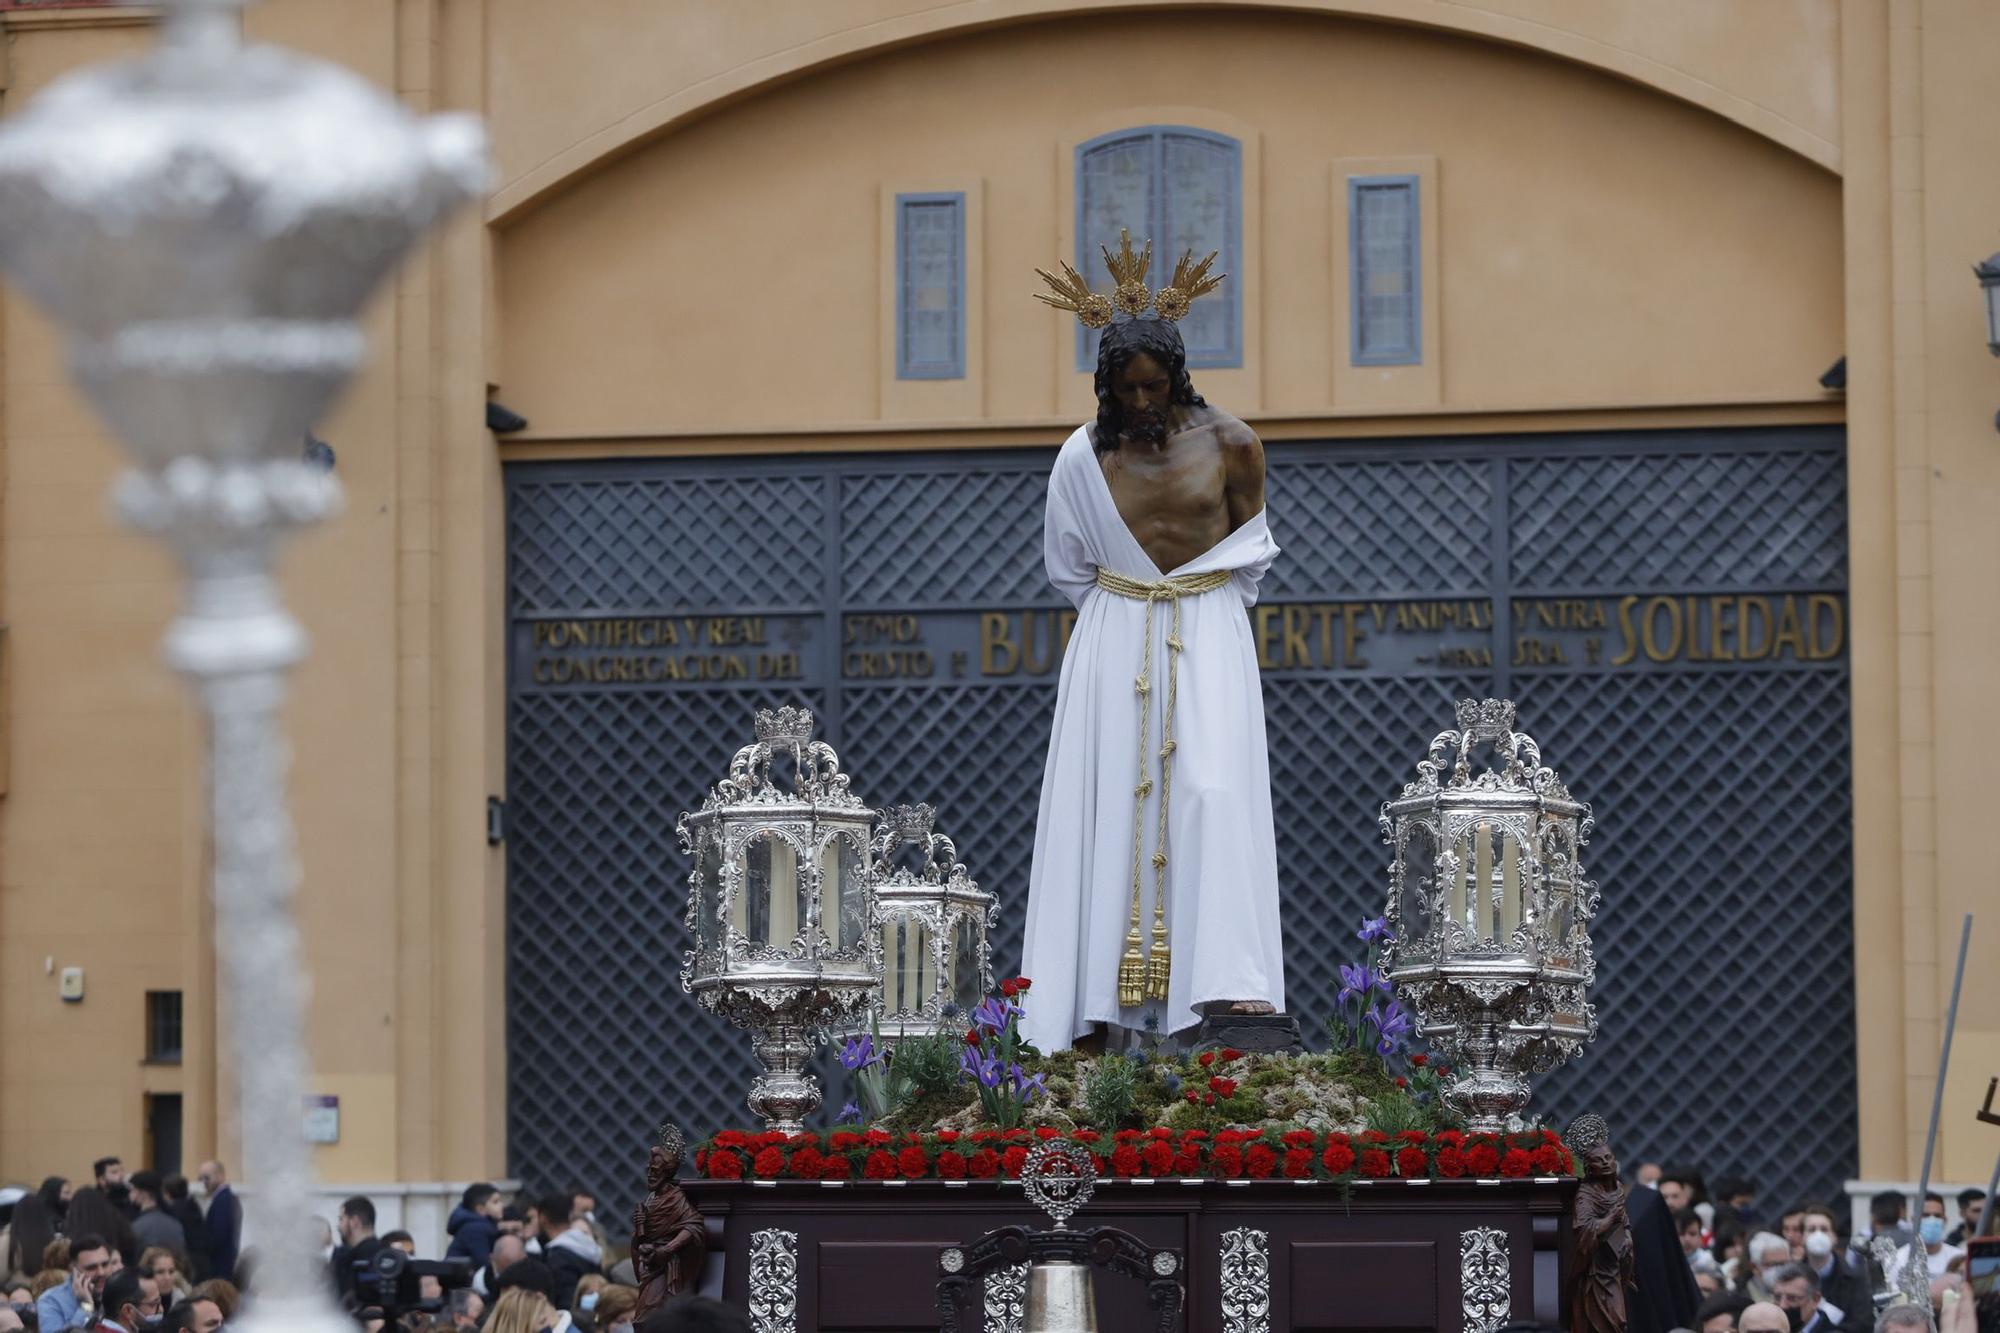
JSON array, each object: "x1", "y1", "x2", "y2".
[{"x1": 1020, "y1": 425, "x2": 1286, "y2": 1051}]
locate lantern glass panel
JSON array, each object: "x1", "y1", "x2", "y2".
[
  {"x1": 695, "y1": 828, "x2": 724, "y2": 947},
  {"x1": 886, "y1": 917, "x2": 932, "y2": 1013},
  {"x1": 819, "y1": 834, "x2": 867, "y2": 948},
  {"x1": 743, "y1": 832, "x2": 805, "y2": 946},
  {"x1": 1400, "y1": 824, "x2": 1437, "y2": 942},
  {"x1": 951, "y1": 913, "x2": 981, "y2": 1009}
]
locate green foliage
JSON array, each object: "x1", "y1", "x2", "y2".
[
  {"x1": 1082, "y1": 1053, "x2": 1140, "y2": 1130},
  {"x1": 1362, "y1": 1086, "x2": 1440, "y2": 1137},
  {"x1": 894, "y1": 1029, "x2": 965, "y2": 1101}
]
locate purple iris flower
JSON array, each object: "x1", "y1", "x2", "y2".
[
  {"x1": 972, "y1": 995, "x2": 1021, "y2": 1033},
  {"x1": 1337, "y1": 961, "x2": 1378, "y2": 1003},
  {"x1": 1366, "y1": 999, "x2": 1413, "y2": 1054},
  {"x1": 1011, "y1": 1066, "x2": 1047, "y2": 1101},
  {"x1": 837, "y1": 1033, "x2": 878, "y2": 1071},
  {"x1": 1357, "y1": 916, "x2": 1394, "y2": 945},
  {"x1": 837, "y1": 1102, "x2": 862, "y2": 1123}
]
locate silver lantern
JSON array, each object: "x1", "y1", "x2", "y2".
[
  {"x1": 867, "y1": 803, "x2": 996, "y2": 1046},
  {"x1": 1379, "y1": 698, "x2": 1599, "y2": 1131},
  {"x1": 0, "y1": 8, "x2": 484, "y2": 1333},
  {"x1": 678, "y1": 706, "x2": 881, "y2": 1130}
]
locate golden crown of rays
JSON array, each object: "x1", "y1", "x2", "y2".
[{"x1": 1033, "y1": 227, "x2": 1226, "y2": 329}]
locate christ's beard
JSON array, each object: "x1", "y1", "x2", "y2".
[{"x1": 1124, "y1": 407, "x2": 1168, "y2": 444}]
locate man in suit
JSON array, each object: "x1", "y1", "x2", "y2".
[
  {"x1": 1800, "y1": 1204, "x2": 1872, "y2": 1323},
  {"x1": 1772, "y1": 1263, "x2": 1841, "y2": 1332},
  {"x1": 195, "y1": 1162, "x2": 241, "y2": 1286}
]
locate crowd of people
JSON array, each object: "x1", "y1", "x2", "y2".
[
  {"x1": 0, "y1": 1165, "x2": 749, "y2": 1333},
  {"x1": 1628, "y1": 1158, "x2": 1990, "y2": 1333}
]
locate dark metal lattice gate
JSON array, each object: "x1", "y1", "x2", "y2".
[{"x1": 504, "y1": 426, "x2": 1854, "y2": 1221}]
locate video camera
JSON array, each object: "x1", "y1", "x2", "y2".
[{"x1": 350, "y1": 1249, "x2": 472, "y2": 1325}]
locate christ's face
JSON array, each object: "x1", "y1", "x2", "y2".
[{"x1": 1112, "y1": 352, "x2": 1172, "y2": 443}]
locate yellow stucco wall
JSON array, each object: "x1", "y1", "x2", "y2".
[{"x1": 0, "y1": 0, "x2": 1991, "y2": 1201}]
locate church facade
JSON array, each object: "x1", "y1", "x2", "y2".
[{"x1": 0, "y1": 0, "x2": 1990, "y2": 1231}]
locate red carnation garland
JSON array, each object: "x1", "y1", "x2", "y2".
[{"x1": 690, "y1": 1124, "x2": 1575, "y2": 1186}]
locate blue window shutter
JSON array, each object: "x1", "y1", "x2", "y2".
[
  {"x1": 1349, "y1": 175, "x2": 1421, "y2": 366},
  {"x1": 895, "y1": 193, "x2": 965, "y2": 380},
  {"x1": 1075, "y1": 127, "x2": 1241, "y2": 372}
]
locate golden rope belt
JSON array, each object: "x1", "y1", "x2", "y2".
[{"x1": 1093, "y1": 566, "x2": 1233, "y2": 1006}]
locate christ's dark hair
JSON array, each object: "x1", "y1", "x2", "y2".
[{"x1": 1092, "y1": 318, "x2": 1204, "y2": 454}]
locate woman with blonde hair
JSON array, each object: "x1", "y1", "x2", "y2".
[
  {"x1": 485, "y1": 1286, "x2": 557, "y2": 1333},
  {"x1": 139, "y1": 1247, "x2": 193, "y2": 1303}
]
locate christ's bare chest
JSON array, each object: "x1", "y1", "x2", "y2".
[{"x1": 1099, "y1": 432, "x2": 1231, "y2": 574}]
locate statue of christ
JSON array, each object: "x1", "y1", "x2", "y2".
[{"x1": 1020, "y1": 248, "x2": 1285, "y2": 1053}]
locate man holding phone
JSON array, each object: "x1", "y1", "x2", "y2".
[{"x1": 35, "y1": 1235, "x2": 114, "y2": 1333}]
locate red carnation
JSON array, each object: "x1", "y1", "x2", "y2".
[
  {"x1": 965, "y1": 1029, "x2": 982, "y2": 1047},
  {"x1": 999, "y1": 977, "x2": 1020, "y2": 998},
  {"x1": 1322, "y1": 1141, "x2": 1356, "y2": 1174},
  {"x1": 1437, "y1": 1130, "x2": 1466, "y2": 1147},
  {"x1": 1001, "y1": 1146, "x2": 1029, "y2": 1177},
  {"x1": 1173, "y1": 1146, "x2": 1203, "y2": 1174},
  {"x1": 706, "y1": 1150, "x2": 744, "y2": 1181},
  {"x1": 1150, "y1": 1127, "x2": 1172, "y2": 1140},
  {"x1": 829, "y1": 1132, "x2": 861, "y2": 1151},
  {"x1": 1411, "y1": 1053, "x2": 1427, "y2": 1067},
  {"x1": 1212, "y1": 1144, "x2": 1245, "y2": 1177},
  {"x1": 937, "y1": 1130, "x2": 961, "y2": 1143},
  {"x1": 935, "y1": 1151, "x2": 968, "y2": 1180},
  {"x1": 819, "y1": 1155, "x2": 852, "y2": 1180},
  {"x1": 1072, "y1": 1130, "x2": 1101, "y2": 1143},
  {"x1": 1221, "y1": 1048, "x2": 1244, "y2": 1061},
  {"x1": 1198, "y1": 1051, "x2": 1216, "y2": 1068},
  {"x1": 1542, "y1": 1128, "x2": 1562, "y2": 1144},
  {"x1": 1400, "y1": 1130, "x2": 1428, "y2": 1145},
  {"x1": 1281, "y1": 1130, "x2": 1315, "y2": 1148},
  {"x1": 1015, "y1": 977, "x2": 1032, "y2": 992},
  {"x1": 968, "y1": 1149, "x2": 1000, "y2": 1179},
  {"x1": 1532, "y1": 1144, "x2": 1565, "y2": 1175},
  {"x1": 1245, "y1": 1145, "x2": 1279, "y2": 1179},
  {"x1": 693, "y1": 1150, "x2": 707, "y2": 1173},
  {"x1": 714, "y1": 1130, "x2": 749, "y2": 1148},
  {"x1": 1361, "y1": 1130, "x2": 1389, "y2": 1144},
  {"x1": 1436, "y1": 1146, "x2": 1466, "y2": 1178},
  {"x1": 1396, "y1": 1146, "x2": 1428, "y2": 1178},
  {"x1": 1035, "y1": 1126, "x2": 1061, "y2": 1140},
  {"x1": 1185, "y1": 1090, "x2": 1200, "y2": 1103},
  {"x1": 898, "y1": 1146, "x2": 929, "y2": 1178},
  {"x1": 1142, "y1": 1142, "x2": 1175, "y2": 1176},
  {"x1": 970, "y1": 1130, "x2": 998, "y2": 1144},
  {"x1": 1394, "y1": 1076, "x2": 1409, "y2": 1089},
  {"x1": 1208, "y1": 1077, "x2": 1238, "y2": 1098},
  {"x1": 1500, "y1": 1149, "x2": 1534, "y2": 1179},
  {"x1": 1203, "y1": 1093, "x2": 1216, "y2": 1106},
  {"x1": 864, "y1": 1129, "x2": 892, "y2": 1146},
  {"x1": 1116, "y1": 1129, "x2": 1142, "y2": 1143},
  {"x1": 757, "y1": 1130, "x2": 787, "y2": 1149},
  {"x1": 1283, "y1": 1149, "x2": 1313, "y2": 1179},
  {"x1": 863, "y1": 1150, "x2": 898, "y2": 1180},
  {"x1": 1360, "y1": 1149, "x2": 1392, "y2": 1178},
  {"x1": 787, "y1": 1147, "x2": 823, "y2": 1179},
  {"x1": 1465, "y1": 1144, "x2": 1500, "y2": 1176},
  {"x1": 1182, "y1": 1130, "x2": 1210, "y2": 1141},
  {"x1": 1111, "y1": 1146, "x2": 1142, "y2": 1178}
]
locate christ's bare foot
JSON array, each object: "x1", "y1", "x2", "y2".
[{"x1": 1228, "y1": 1000, "x2": 1276, "y2": 1015}]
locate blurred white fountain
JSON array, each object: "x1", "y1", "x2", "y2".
[{"x1": 0, "y1": 4, "x2": 486, "y2": 1331}]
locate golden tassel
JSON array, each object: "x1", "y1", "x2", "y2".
[
  {"x1": 1144, "y1": 926, "x2": 1171, "y2": 1000},
  {"x1": 1117, "y1": 930, "x2": 1146, "y2": 1007}
]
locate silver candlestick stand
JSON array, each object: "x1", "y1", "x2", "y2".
[{"x1": 0, "y1": 3, "x2": 486, "y2": 1331}]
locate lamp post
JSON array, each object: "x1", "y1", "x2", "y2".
[
  {"x1": 678, "y1": 706, "x2": 882, "y2": 1130},
  {"x1": 0, "y1": 4, "x2": 485, "y2": 1333},
  {"x1": 867, "y1": 803, "x2": 996, "y2": 1047},
  {"x1": 1379, "y1": 699, "x2": 1599, "y2": 1131}
]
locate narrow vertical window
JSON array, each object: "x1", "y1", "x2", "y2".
[
  {"x1": 1077, "y1": 127, "x2": 1241, "y2": 370},
  {"x1": 145, "y1": 990, "x2": 183, "y2": 1064},
  {"x1": 896, "y1": 193, "x2": 965, "y2": 379},
  {"x1": 1349, "y1": 175, "x2": 1421, "y2": 365}
]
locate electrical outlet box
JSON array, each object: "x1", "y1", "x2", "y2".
[{"x1": 58, "y1": 967, "x2": 84, "y2": 1002}]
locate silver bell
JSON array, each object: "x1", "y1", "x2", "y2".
[{"x1": 1023, "y1": 1258, "x2": 1098, "y2": 1332}]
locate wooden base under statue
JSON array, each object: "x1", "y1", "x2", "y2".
[{"x1": 684, "y1": 1175, "x2": 1576, "y2": 1331}]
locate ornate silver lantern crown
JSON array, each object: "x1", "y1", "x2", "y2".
[
  {"x1": 677, "y1": 707, "x2": 881, "y2": 1131},
  {"x1": 865, "y1": 802, "x2": 996, "y2": 1045},
  {"x1": 1379, "y1": 698, "x2": 1600, "y2": 1131}
]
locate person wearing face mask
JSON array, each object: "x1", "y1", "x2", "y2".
[
  {"x1": 1798, "y1": 1205, "x2": 1870, "y2": 1322},
  {"x1": 1768, "y1": 1264, "x2": 1835, "y2": 1333},
  {"x1": 92, "y1": 1268, "x2": 161, "y2": 1333},
  {"x1": 1743, "y1": 1232, "x2": 1793, "y2": 1302},
  {"x1": 1887, "y1": 1191, "x2": 1965, "y2": 1290}
]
